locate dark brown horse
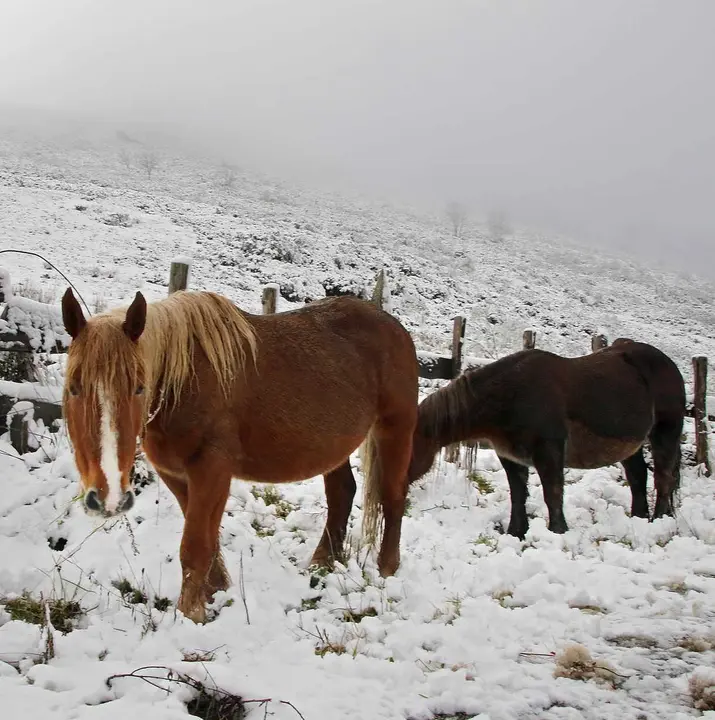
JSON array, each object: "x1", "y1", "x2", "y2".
[
  {"x1": 61, "y1": 289, "x2": 418, "y2": 622},
  {"x1": 409, "y1": 340, "x2": 685, "y2": 538}
]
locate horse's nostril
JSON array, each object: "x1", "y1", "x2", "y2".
[
  {"x1": 119, "y1": 491, "x2": 135, "y2": 513},
  {"x1": 85, "y1": 489, "x2": 102, "y2": 512}
]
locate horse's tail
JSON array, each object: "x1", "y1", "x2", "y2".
[{"x1": 361, "y1": 424, "x2": 383, "y2": 548}]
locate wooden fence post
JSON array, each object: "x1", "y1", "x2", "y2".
[
  {"x1": 168, "y1": 259, "x2": 190, "y2": 295},
  {"x1": 693, "y1": 355, "x2": 711, "y2": 477},
  {"x1": 451, "y1": 316, "x2": 466, "y2": 378},
  {"x1": 591, "y1": 334, "x2": 608, "y2": 352},
  {"x1": 523, "y1": 329, "x2": 536, "y2": 350},
  {"x1": 0, "y1": 267, "x2": 10, "y2": 304},
  {"x1": 371, "y1": 269, "x2": 386, "y2": 310},
  {"x1": 444, "y1": 316, "x2": 467, "y2": 463},
  {"x1": 8, "y1": 402, "x2": 32, "y2": 454},
  {"x1": 262, "y1": 285, "x2": 278, "y2": 315}
]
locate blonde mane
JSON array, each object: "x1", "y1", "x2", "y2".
[{"x1": 65, "y1": 291, "x2": 257, "y2": 424}]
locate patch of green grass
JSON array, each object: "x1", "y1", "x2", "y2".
[
  {"x1": 573, "y1": 605, "x2": 607, "y2": 615},
  {"x1": 468, "y1": 471, "x2": 494, "y2": 494},
  {"x1": 664, "y1": 580, "x2": 691, "y2": 595},
  {"x1": 314, "y1": 640, "x2": 347, "y2": 658},
  {"x1": 492, "y1": 589, "x2": 514, "y2": 608},
  {"x1": 606, "y1": 634, "x2": 658, "y2": 649},
  {"x1": 3, "y1": 592, "x2": 83, "y2": 634},
  {"x1": 343, "y1": 607, "x2": 378, "y2": 623},
  {"x1": 153, "y1": 597, "x2": 172, "y2": 611},
  {"x1": 300, "y1": 597, "x2": 320, "y2": 611},
  {"x1": 251, "y1": 485, "x2": 294, "y2": 519},
  {"x1": 308, "y1": 565, "x2": 331, "y2": 589},
  {"x1": 472, "y1": 533, "x2": 497, "y2": 550},
  {"x1": 111, "y1": 578, "x2": 148, "y2": 605},
  {"x1": 250, "y1": 518, "x2": 275, "y2": 538}
]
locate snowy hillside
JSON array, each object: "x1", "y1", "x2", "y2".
[
  {"x1": 1, "y1": 120, "x2": 715, "y2": 720},
  {"x1": 1, "y1": 118, "x2": 714, "y2": 382}
]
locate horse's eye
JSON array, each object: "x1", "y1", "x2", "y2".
[
  {"x1": 69, "y1": 383, "x2": 80, "y2": 396},
  {"x1": 135, "y1": 385, "x2": 145, "y2": 396}
]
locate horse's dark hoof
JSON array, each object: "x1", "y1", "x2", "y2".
[
  {"x1": 548, "y1": 522, "x2": 568, "y2": 534},
  {"x1": 506, "y1": 524, "x2": 527, "y2": 541}
]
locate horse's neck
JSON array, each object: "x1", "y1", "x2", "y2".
[{"x1": 421, "y1": 376, "x2": 479, "y2": 449}]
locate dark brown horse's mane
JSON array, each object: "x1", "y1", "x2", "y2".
[
  {"x1": 418, "y1": 352, "x2": 535, "y2": 446},
  {"x1": 417, "y1": 370, "x2": 477, "y2": 446}
]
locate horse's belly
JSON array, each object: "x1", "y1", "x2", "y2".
[
  {"x1": 565, "y1": 421, "x2": 644, "y2": 469},
  {"x1": 482, "y1": 435, "x2": 532, "y2": 466},
  {"x1": 232, "y1": 431, "x2": 367, "y2": 484}
]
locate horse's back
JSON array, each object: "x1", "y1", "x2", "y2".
[
  {"x1": 243, "y1": 295, "x2": 418, "y2": 434},
  {"x1": 252, "y1": 296, "x2": 416, "y2": 376}
]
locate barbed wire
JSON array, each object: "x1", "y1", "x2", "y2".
[{"x1": 0, "y1": 248, "x2": 92, "y2": 316}]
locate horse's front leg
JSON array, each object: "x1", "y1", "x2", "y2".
[
  {"x1": 310, "y1": 460, "x2": 356, "y2": 569},
  {"x1": 177, "y1": 455, "x2": 232, "y2": 623},
  {"x1": 155, "y1": 467, "x2": 231, "y2": 599}
]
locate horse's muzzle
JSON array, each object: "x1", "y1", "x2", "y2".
[{"x1": 84, "y1": 488, "x2": 135, "y2": 517}]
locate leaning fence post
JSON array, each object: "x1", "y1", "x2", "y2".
[
  {"x1": 262, "y1": 284, "x2": 278, "y2": 315},
  {"x1": 693, "y1": 355, "x2": 711, "y2": 477},
  {"x1": 523, "y1": 329, "x2": 536, "y2": 350},
  {"x1": 168, "y1": 258, "x2": 191, "y2": 295},
  {"x1": 591, "y1": 334, "x2": 608, "y2": 352}
]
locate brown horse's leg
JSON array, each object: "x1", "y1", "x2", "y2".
[
  {"x1": 499, "y1": 457, "x2": 530, "y2": 539},
  {"x1": 373, "y1": 422, "x2": 414, "y2": 578},
  {"x1": 621, "y1": 450, "x2": 650, "y2": 519},
  {"x1": 156, "y1": 469, "x2": 189, "y2": 514},
  {"x1": 157, "y1": 469, "x2": 230, "y2": 596},
  {"x1": 533, "y1": 440, "x2": 568, "y2": 534},
  {"x1": 310, "y1": 461, "x2": 356, "y2": 569},
  {"x1": 650, "y1": 420, "x2": 682, "y2": 519},
  {"x1": 177, "y1": 457, "x2": 232, "y2": 623}
]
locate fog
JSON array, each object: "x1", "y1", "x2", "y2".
[{"x1": 2, "y1": 0, "x2": 715, "y2": 277}]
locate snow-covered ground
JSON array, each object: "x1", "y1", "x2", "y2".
[{"x1": 1, "y1": 120, "x2": 715, "y2": 719}]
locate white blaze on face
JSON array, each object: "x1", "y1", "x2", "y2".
[{"x1": 98, "y1": 386, "x2": 123, "y2": 514}]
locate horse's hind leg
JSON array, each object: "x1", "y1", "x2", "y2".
[
  {"x1": 533, "y1": 439, "x2": 568, "y2": 534},
  {"x1": 366, "y1": 419, "x2": 414, "y2": 578},
  {"x1": 499, "y1": 457, "x2": 530, "y2": 539},
  {"x1": 310, "y1": 460, "x2": 356, "y2": 569},
  {"x1": 157, "y1": 468, "x2": 230, "y2": 597},
  {"x1": 621, "y1": 449, "x2": 649, "y2": 519},
  {"x1": 650, "y1": 419, "x2": 683, "y2": 519}
]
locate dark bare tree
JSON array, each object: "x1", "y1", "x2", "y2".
[{"x1": 446, "y1": 201, "x2": 467, "y2": 237}]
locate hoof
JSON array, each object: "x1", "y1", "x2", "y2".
[
  {"x1": 178, "y1": 575, "x2": 208, "y2": 624},
  {"x1": 309, "y1": 549, "x2": 337, "y2": 571},
  {"x1": 507, "y1": 524, "x2": 528, "y2": 540},
  {"x1": 548, "y1": 519, "x2": 568, "y2": 534},
  {"x1": 179, "y1": 600, "x2": 207, "y2": 624},
  {"x1": 377, "y1": 554, "x2": 400, "y2": 578}
]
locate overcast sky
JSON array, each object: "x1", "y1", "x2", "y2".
[{"x1": 2, "y1": 0, "x2": 714, "y2": 277}]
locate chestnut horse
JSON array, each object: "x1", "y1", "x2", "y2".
[
  {"x1": 409, "y1": 340, "x2": 685, "y2": 538},
  {"x1": 61, "y1": 288, "x2": 418, "y2": 622}
]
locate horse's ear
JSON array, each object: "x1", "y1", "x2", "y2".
[
  {"x1": 61, "y1": 288, "x2": 87, "y2": 339},
  {"x1": 123, "y1": 292, "x2": 147, "y2": 343}
]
